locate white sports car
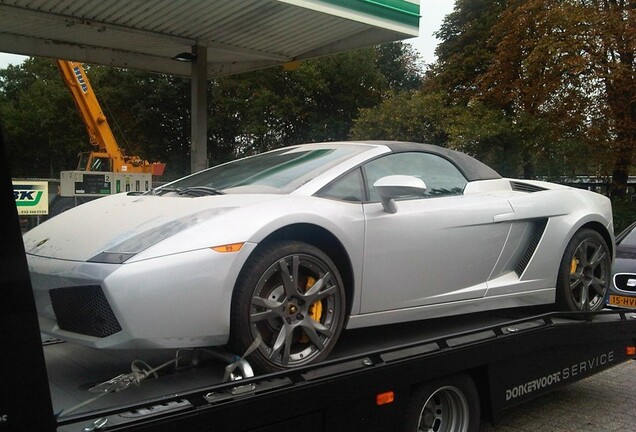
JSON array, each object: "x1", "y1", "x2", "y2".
[{"x1": 24, "y1": 141, "x2": 614, "y2": 372}]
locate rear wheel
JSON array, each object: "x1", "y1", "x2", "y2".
[
  {"x1": 230, "y1": 240, "x2": 345, "y2": 373},
  {"x1": 404, "y1": 374, "x2": 480, "y2": 432},
  {"x1": 556, "y1": 228, "x2": 611, "y2": 312}
]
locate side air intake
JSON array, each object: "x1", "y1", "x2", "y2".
[
  {"x1": 510, "y1": 181, "x2": 547, "y2": 193},
  {"x1": 515, "y1": 219, "x2": 548, "y2": 276}
]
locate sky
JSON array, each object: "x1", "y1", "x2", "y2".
[
  {"x1": 406, "y1": 0, "x2": 455, "y2": 66},
  {"x1": 0, "y1": 1, "x2": 455, "y2": 70}
]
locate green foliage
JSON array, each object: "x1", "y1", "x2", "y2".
[
  {"x1": 375, "y1": 42, "x2": 422, "y2": 92},
  {"x1": 88, "y1": 68, "x2": 192, "y2": 178},
  {"x1": 0, "y1": 42, "x2": 422, "y2": 179},
  {"x1": 354, "y1": 0, "x2": 634, "y2": 189},
  {"x1": 350, "y1": 91, "x2": 448, "y2": 145},
  {"x1": 0, "y1": 58, "x2": 85, "y2": 177},
  {"x1": 211, "y1": 47, "x2": 389, "y2": 158},
  {"x1": 428, "y1": 0, "x2": 505, "y2": 102},
  {"x1": 612, "y1": 198, "x2": 636, "y2": 235}
]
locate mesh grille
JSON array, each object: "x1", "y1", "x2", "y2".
[
  {"x1": 49, "y1": 285, "x2": 122, "y2": 338},
  {"x1": 515, "y1": 219, "x2": 548, "y2": 276},
  {"x1": 614, "y1": 274, "x2": 636, "y2": 293}
]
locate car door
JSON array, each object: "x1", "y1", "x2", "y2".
[{"x1": 360, "y1": 152, "x2": 514, "y2": 314}]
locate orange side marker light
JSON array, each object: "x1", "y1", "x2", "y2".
[
  {"x1": 626, "y1": 346, "x2": 636, "y2": 357},
  {"x1": 211, "y1": 243, "x2": 244, "y2": 253},
  {"x1": 376, "y1": 391, "x2": 395, "y2": 406}
]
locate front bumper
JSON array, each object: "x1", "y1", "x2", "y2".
[{"x1": 27, "y1": 244, "x2": 256, "y2": 349}]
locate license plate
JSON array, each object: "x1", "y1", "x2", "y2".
[{"x1": 608, "y1": 295, "x2": 636, "y2": 308}]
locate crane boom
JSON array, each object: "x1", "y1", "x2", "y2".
[{"x1": 56, "y1": 60, "x2": 164, "y2": 175}]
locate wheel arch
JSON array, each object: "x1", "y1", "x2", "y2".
[
  {"x1": 252, "y1": 223, "x2": 355, "y2": 317},
  {"x1": 404, "y1": 371, "x2": 481, "y2": 432},
  {"x1": 578, "y1": 221, "x2": 614, "y2": 260},
  {"x1": 555, "y1": 220, "x2": 614, "y2": 312}
]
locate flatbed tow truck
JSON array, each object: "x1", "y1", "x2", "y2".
[{"x1": 2, "y1": 135, "x2": 636, "y2": 432}]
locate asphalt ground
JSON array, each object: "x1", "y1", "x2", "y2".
[{"x1": 480, "y1": 359, "x2": 636, "y2": 432}]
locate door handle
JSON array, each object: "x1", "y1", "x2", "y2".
[{"x1": 493, "y1": 212, "x2": 515, "y2": 223}]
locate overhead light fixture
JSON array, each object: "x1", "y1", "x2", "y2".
[
  {"x1": 173, "y1": 52, "x2": 197, "y2": 62},
  {"x1": 282, "y1": 60, "x2": 302, "y2": 71}
]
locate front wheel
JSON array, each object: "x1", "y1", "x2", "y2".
[
  {"x1": 230, "y1": 240, "x2": 345, "y2": 373},
  {"x1": 404, "y1": 374, "x2": 480, "y2": 432},
  {"x1": 556, "y1": 228, "x2": 611, "y2": 312}
]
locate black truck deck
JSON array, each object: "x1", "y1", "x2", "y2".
[
  {"x1": 46, "y1": 307, "x2": 540, "y2": 417},
  {"x1": 45, "y1": 310, "x2": 513, "y2": 415}
]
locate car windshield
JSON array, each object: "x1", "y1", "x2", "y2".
[{"x1": 162, "y1": 145, "x2": 365, "y2": 194}]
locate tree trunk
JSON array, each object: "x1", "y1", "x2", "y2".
[{"x1": 610, "y1": 152, "x2": 630, "y2": 198}]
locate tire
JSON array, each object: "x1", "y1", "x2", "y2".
[
  {"x1": 230, "y1": 240, "x2": 345, "y2": 373},
  {"x1": 556, "y1": 228, "x2": 611, "y2": 312},
  {"x1": 404, "y1": 374, "x2": 480, "y2": 432}
]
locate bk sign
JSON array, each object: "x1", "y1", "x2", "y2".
[{"x1": 13, "y1": 181, "x2": 49, "y2": 215}]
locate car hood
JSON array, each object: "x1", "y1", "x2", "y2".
[
  {"x1": 614, "y1": 245, "x2": 636, "y2": 275},
  {"x1": 23, "y1": 192, "x2": 280, "y2": 262},
  {"x1": 616, "y1": 244, "x2": 636, "y2": 261}
]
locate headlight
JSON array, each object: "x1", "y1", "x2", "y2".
[{"x1": 88, "y1": 208, "x2": 232, "y2": 263}]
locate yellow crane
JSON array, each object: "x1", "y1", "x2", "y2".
[{"x1": 56, "y1": 60, "x2": 165, "y2": 176}]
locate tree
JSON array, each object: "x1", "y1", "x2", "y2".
[
  {"x1": 352, "y1": 1, "x2": 526, "y2": 175},
  {"x1": 1, "y1": 42, "x2": 423, "y2": 179},
  {"x1": 478, "y1": 0, "x2": 635, "y2": 194},
  {"x1": 354, "y1": 0, "x2": 634, "y2": 190},
  {"x1": 360, "y1": 0, "x2": 530, "y2": 176},
  {"x1": 208, "y1": 42, "x2": 423, "y2": 160},
  {"x1": 421, "y1": 0, "x2": 561, "y2": 178},
  {"x1": 350, "y1": 91, "x2": 448, "y2": 145},
  {"x1": 375, "y1": 42, "x2": 423, "y2": 92},
  {"x1": 0, "y1": 58, "x2": 85, "y2": 177},
  {"x1": 427, "y1": 0, "x2": 506, "y2": 103},
  {"x1": 88, "y1": 67, "x2": 192, "y2": 178}
]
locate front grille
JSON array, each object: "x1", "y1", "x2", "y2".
[
  {"x1": 49, "y1": 285, "x2": 122, "y2": 338},
  {"x1": 614, "y1": 274, "x2": 636, "y2": 293},
  {"x1": 515, "y1": 219, "x2": 548, "y2": 276}
]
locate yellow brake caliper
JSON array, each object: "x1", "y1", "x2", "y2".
[
  {"x1": 300, "y1": 276, "x2": 323, "y2": 343},
  {"x1": 307, "y1": 276, "x2": 323, "y2": 322},
  {"x1": 570, "y1": 257, "x2": 579, "y2": 275}
]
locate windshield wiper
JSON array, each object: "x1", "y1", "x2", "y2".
[
  {"x1": 148, "y1": 187, "x2": 178, "y2": 196},
  {"x1": 176, "y1": 186, "x2": 225, "y2": 196},
  {"x1": 149, "y1": 186, "x2": 224, "y2": 196}
]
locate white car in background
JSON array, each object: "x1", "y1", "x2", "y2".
[{"x1": 24, "y1": 141, "x2": 614, "y2": 372}]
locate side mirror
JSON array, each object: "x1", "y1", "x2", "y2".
[{"x1": 373, "y1": 175, "x2": 427, "y2": 214}]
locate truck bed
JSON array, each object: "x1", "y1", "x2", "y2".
[{"x1": 45, "y1": 306, "x2": 551, "y2": 417}]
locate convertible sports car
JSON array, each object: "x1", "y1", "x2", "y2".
[{"x1": 24, "y1": 141, "x2": 614, "y2": 372}]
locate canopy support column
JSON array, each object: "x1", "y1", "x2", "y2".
[{"x1": 190, "y1": 43, "x2": 208, "y2": 174}]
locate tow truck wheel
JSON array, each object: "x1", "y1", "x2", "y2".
[
  {"x1": 404, "y1": 374, "x2": 479, "y2": 432},
  {"x1": 556, "y1": 228, "x2": 610, "y2": 312},
  {"x1": 230, "y1": 240, "x2": 345, "y2": 373}
]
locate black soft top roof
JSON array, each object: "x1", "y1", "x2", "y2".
[{"x1": 365, "y1": 141, "x2": 502, "y2": 182}]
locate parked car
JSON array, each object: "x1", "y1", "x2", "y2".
[
  {"x1": 23, "y1": 141, "x2": 615, "y2": 372},
  {"x1": 607, "y1": 221, "x2": 636, "y2": 308}
]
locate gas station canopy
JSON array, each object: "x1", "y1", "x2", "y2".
[
  {"x1": 0, "y1": 0, "x2": 419, "y2": 77},
  {"x1": 0, "y1": 0, "x2": 420, "y2": 172}
]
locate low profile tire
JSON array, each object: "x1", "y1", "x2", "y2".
[
  {"x1": 404, "y1": 374, "x2": 480, "y2": 432},
  {"x1": 556, "y1": 228, "x2": 611, "y2": 312},
  {"x1": 230, "y1": 240, "x2": 345, "y2": 373}
]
